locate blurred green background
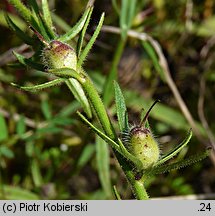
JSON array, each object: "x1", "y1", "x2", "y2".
[{"x1": 0, "y1": 0, "x2": 214, "y2": 199}]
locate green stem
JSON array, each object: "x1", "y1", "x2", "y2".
[
  {"x1": 116, "y1": 153, "x2": 149, "y2": 200},
  {"x1": 78, "y1": 73, "x2": 116, "y2": 140}
]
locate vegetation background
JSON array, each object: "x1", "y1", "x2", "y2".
[{"x1": 0, "y1": 0, "x2": 214, "y2": 199}]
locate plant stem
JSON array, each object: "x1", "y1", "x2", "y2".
[
  {"x1": 77, "y1": 72, "x2": 116, "y2": 140},
  {"x1": 116, "y1": 153, "x2": 149, "y2": 200}
]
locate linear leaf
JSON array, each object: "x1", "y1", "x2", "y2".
[
  {"x1": 96, "y1": 135, "x2": 113, "y2": 198},
  {"x1": 41, "y1": 99, "x2": 52, "y2": 120},
  {"x1": 8, "y1": 0, "x2": 32, "y2": 22},
  {"x1": 66, "y1": 78, "x2": 92, "y2": 118},
  {"x1": 42, "y1": 0, "x2": 54, "y2": 32},
  {"x1": 77, "y1": 111, "x2": 120, "y2": 152},
  {"x1": 78, "y1": 12, "x2": 105, "y2": 67},
  {"x1": 148, "y1": 149, "x2": 211, "y2": 175},
  {"x1": 31, "y1": 159, "x2": 43, "y2": 187},
  {"x1": 114, "y1": 80, "x2": 128, "y2": 132},
  {"x1": 0, "y1": 185, "x2": 39, "y2": 200},
  {"x1": 16, "y1": 115, "x2": 26, "y2": 136},
  {"x1": 0, "y1": 114, "x2": 8, "y2": 141},
  {"x1": 156, "y1": 129, "x2": 193, "y2": 166},
  {"x1": 0, "y1": 146, "x2": 14, "y2": 159},
  {"x1": 5, "y1": 14, "x2": 34, "y2": 45},
  {"x1": 58, "y1": 7, "x2": 92, "y2": 42},
  {"x1": 13, "y1": 51, "x2": 44, "y2": 71},
  {"x1": 11, "y1": 78, "x2": 65, "y2": 92},
  {"x1": 77, "y1": 7, "x2": 93, "y2": 57}
]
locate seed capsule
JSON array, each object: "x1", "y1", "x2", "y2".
[{"x1": 126, "y1": 100, "x2": 160, "y2": 169}]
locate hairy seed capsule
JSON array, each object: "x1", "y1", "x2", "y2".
[
  {"x1": 129, "y1": 126, "x2": 160, "y2": 169},
  {"x1": 42, "y1": 40, "x2": 77, "y2": 70}
]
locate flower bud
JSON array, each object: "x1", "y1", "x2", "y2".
[{"x1": 42, "y1": 40, "x2": 77, "y2": 70}]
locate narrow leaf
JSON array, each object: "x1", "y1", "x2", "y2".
[
  {"x1": 114, "y1": 81, "x2": 128, "y2": 132},
  {"x1": 76, "y1": 144, "x2": 95, "y2": 170},
  {"x1": 77, "y1": 7, "x2": 93, "y2": 57},
  {"x1": 0, "y1": 146, "x2": 14, "y2": 159},
  {"x1": 148, "y1": 148, "x2": 211, "y2": 176},
  {"x1": 113, "y1": 185, "x2": 121, "y2": 200},
  {"x1": 66, "y1": 78, "x2": 92, "y2": 118},
  {"x1": 13, "y1": 51, "x2": 44, "y2": 71},
  {"x1": 58, "y1": 7, "x2": 92, "y2": 42},
  {"x1": 8, "y1": 0, "x2": 32, "y2": 22},
  {"x1": 77, "y1": 111, "x2": 120, "y2": 151},
  {"x1": 31, "y1": 159, "x2": 43, "y2": 187},
  {"x1": 11, "y1": 78, "x2": 65, "y2": 92},
  {"x1": 0, "y1": 114, "x2": 8, "y2": 141},
  {"x1": 0, "y1": 185, "x2": 39, "y2": 200},
  {"x1": 41, "y1": 99, "x2": 52, "y2": 120},
  {"x1": 42, "y1": 0, "x2": 54, "y2": 31},
  {"x1": 78, "y1": 12, "x2": 105, "y2": 67},
  {"x1": 156, "y1": 129, "x2": 193, "y2": 166},
  {"x1": 96, "y1": 135, "x2": 113, "y2": 198},
  {"x1": 5, "y1": 14, "x2": 34, "y2": 45},
  {"x1": 142, "y1": 41, "x2": 165, "y2": 82},
  {"x1": 16, "y1": 115, "x2": 26, "y2": 136}
]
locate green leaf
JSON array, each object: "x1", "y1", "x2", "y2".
[
  {"x1": 11, "y1": 78, "x2": 65, "y2": 92},
  {"x1": 66, "y1": 78, "x2": 92, "y2": 119},
  {"x1": 0, "y1": 146, "x2": 14, "y2": 159},
  {"x1": 51, "y1": 13, "x2": 71, "y2": 32},
  {"x1": 77, "y1": 111, "x2": 120, "y2": 151},
  {"x1": 96, "y1": 135, "x2": 113, "y2": 198},
  {"x1": 58, "y1": 101, "x2": 80, "y2": 117},
  {"x1": 42, "y1": 0, "x2": 54, "y2": 32},
  {"x1": 8, "y1": 0, "x2": 32, "y2": 22},
  {"x1": 77, "y1": 7, "x2": 93, "y2": 57},
  {"x1": 0, "y1": 114, "x2": 8, "y2": 141},
  {"x1": 5, "y1": 13, "x2": 34, "y2": 45},
  {"x1": 120, "y1": 0, "x2": 137, "y2": 40},
  {"x1": 147, "y1": 148, "x2": 211, "y2": 176},
  {"x1": 76, "y1": 144, "x2": 95, "y2": 170},
  {"x1": 0, "y1": 185, "x2": 39, "y2": 200},
  {"x1": 156, "y1": 129, "x2": 192, "y2": 166},
  {"x1": 114, "y1": 81, "x2": 128, "y2": 132},
  {"x1": 58, "y1": 7, "x2": 92, "y2": 42},
  {"x1": 31, "y1": 159, "x2": 43, "y2": 187},
  {"x1": 113, "y1": 185, "x2": 121, "y2": 200},
  {"x1": 142, "y1": 41, "x2": 165, "y2": 82},
  {"x1": 13, "y1": 51, "x2": 44, "y2": 71},
  {"x1": 41, "y1": 99, "x2": 52, "y2": 120},
  {"x1": 16, "y1": 115, "x2": 26, "y2": 136},
  {"x1": 78, "y1": 12, "x2": 105, "y2": 67}
]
